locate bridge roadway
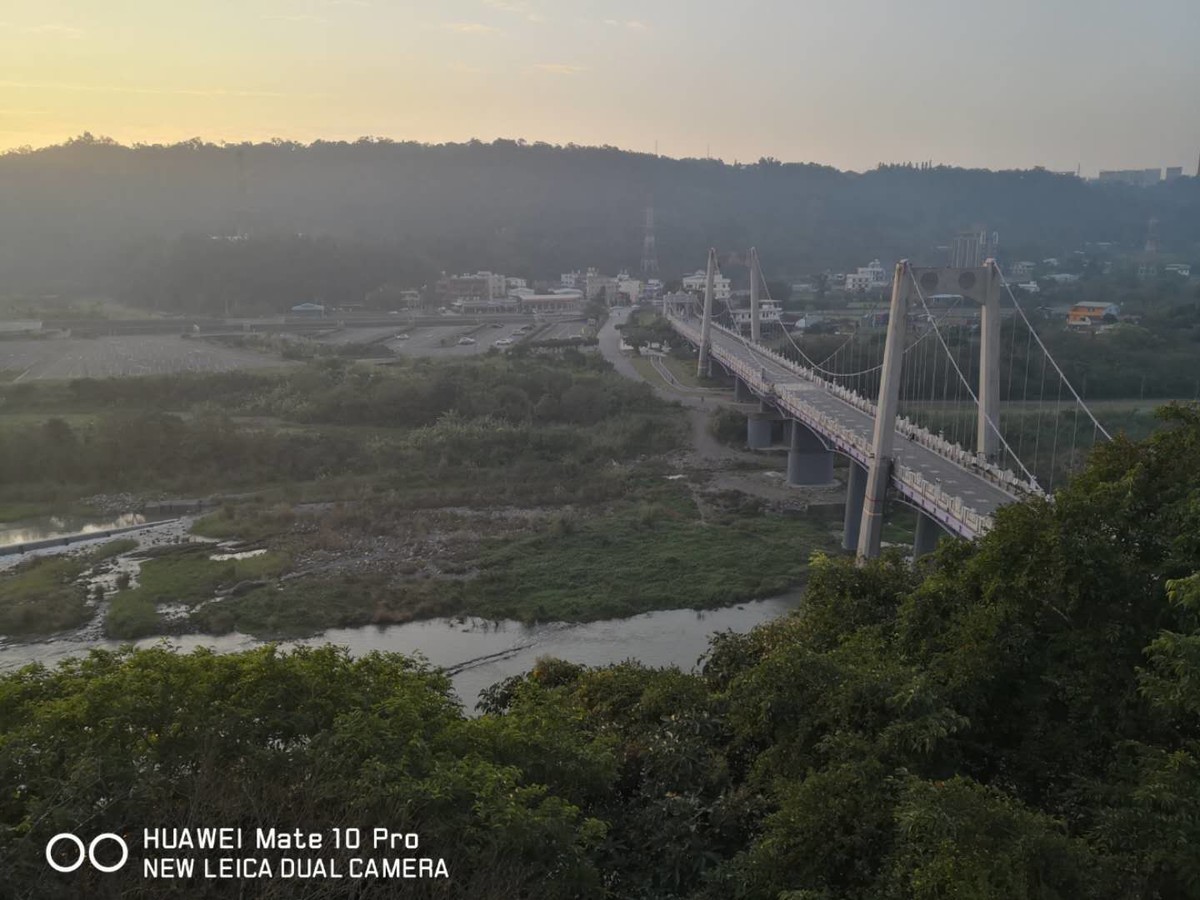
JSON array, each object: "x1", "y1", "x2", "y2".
[{"x1": 670, "y1": 316, "x2": 1017, "y2": 540}]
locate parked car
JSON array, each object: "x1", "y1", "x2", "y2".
[
  {"x1": 457, "y1": 336, "x2": 476, "y2": 345},
  {"x1": 493, "y1": 338, "x2": 514, "y2": 346}
]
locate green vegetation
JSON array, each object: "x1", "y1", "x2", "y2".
[
  {"x1": 4, "y1": 408, "x2": 1200, "y2": 897},
  {"x1": 178, "y1": 487, "x2": 838, "y2": 635},
  {"x1": 189, "y1": 575, "x2": 459, "y2": 638},
  {"x1": 0, "y1": 354, "x2": 683, "y2": 513},
  {"x1": 466, "y1": 506, "x2": 828, "y2": 622},
  {"x1": 105, "y1": 547, "x2": 291, "y2": 639},
  {"x1": 0, "y1": 539, "x2": 134, "y2": 637},
  {"x1": 708, "y1": 406, "x2": 746, "y2": 446},
  {"x1": 190, "y1": 504, "x2": 296, "y2": 541}
]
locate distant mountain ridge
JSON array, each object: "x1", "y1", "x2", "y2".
[{"x1": 1, "y1": 135, "x2": 1197, "y2": 298}]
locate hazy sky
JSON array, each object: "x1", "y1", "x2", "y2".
[{"x1": 1, "y1": 0, "x2": 1198, "y2": 174}]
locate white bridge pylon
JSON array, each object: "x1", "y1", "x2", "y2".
[
  {"x1": 668, "y1": 251, "x2": 1107, "y2": 562},
  {"x1": 858, "y1": 260, "x2": 1002, "y2": 560}
]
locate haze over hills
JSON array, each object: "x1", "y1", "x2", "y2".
[{"x1": 2, "y1": 135, "x2": 1198, "y2": 308}]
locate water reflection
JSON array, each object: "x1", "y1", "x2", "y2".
[
  {"x1": 0, "y1": 513, "x2": 148, "y2": 547},
  {"x1": 0, "y1": 595, "x2": 799, "y2": 711}
]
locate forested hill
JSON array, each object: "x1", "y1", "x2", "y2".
[{"x1": 2, "y1": 135, "x2": 1199, "y2": 295}]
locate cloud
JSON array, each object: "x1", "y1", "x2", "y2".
[
  {"x1": 603, "y1": 19, "x2": 648, "y2": 30},
  {"x1": 482, "y1": 0, "x2": 543, "y2": 22},
  {"x1": 443, "y1": 22, "x2": 501, "y2": 34},
  {"x1": 529, "y1": 63, "x2": 585, "y2": 75},
  {"x1": 0, "y1": 80, "x2": 322, "y2": 99}
]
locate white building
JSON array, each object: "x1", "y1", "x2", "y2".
[
  {"x1": 560, "y1": 271, "x2": 581, "y2": 289},
  {"x1": 1165, "y1": 263, "x2": 1192, "y2": 278},
  {"x1": 518, "y1": 289, "x2": 584, "y2": 314},
  {"x1": 585, "y1": 270, "x2": 620, "y2": 305},
  {"x1": 1017, "y1": 281, "x2": 1041, "y2": 294},
  {"x1": 616, "y1": 271, "x2": 642, "y2": 304},
  {"x1": 1012, "y1": 261, "x2": 1036, "y2": 278},
  {"x1": 506, "y1": 277, "x2": 528, "y2": 292},
  {"x1": 733, "y1": 299, "x2": 782, "y2": 333},
  {"x1": 844, "y1": 259, "x2": 890, "y2": 292},
  {"x1": 681, "y1": 269, "x2": 732, "y2": 300}
]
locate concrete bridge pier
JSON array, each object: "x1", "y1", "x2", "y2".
[
  {"x1": 842, "y1": 461, "x2": 867, "y2": 552},
  {"x1": 733, "y1": 377, "x2": 754, "y2": 403},
  {"x1": 787, "y1": 421, "x2": 834, "y2": 485},
  {"x1": 913, "y1": 511, "x2": 944, "y2": 558},
  {"x1": 746, "y1": 412, "x2": 774, "y2": 449}
]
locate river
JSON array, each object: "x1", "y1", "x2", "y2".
[{"x1": 0, "y1": 594, "x2": 798, "y2": 711}]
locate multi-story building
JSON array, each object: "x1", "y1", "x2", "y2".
[
  {"x1": 843, "y1": 259, "x2": 889, "y2": 292},
  {"x1": 437, "y1": 271, "x2": 506, "y2": 303},
  {"x1": 1011, "y1": 261, "x2": 1036, "y2": 278},
  {"x1": 732, "y1": 298, "x2": 782, "y2": 333},
  {"x1": 1097, "y1": 169, "x2": 1162, "y2": 187},
  {"x1": 585, "y1": 271, "x2": 620, "y2": 306},
  {"x1": 681, "y1": 269, "x2": 732, "y2": 300},
  {"x1": 950, "y1": 229, "x2": 999, "y2": 267}
]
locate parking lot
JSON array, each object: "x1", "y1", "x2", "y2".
[{"x1": 382, "y1": 323, "x2": 529, "y2": 357}]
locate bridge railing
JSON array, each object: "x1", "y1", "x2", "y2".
[{"x1": 669, "y1": 314, "x2": 1038, "y2": 500}]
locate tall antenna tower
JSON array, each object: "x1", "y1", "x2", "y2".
[
  {"x1": 641, "y1": 201, "x2": 659, "y2": 277},
  {"x1": 1145, "y1": 217, "x2": 1159, "y2": 255},
  {"x1": 235, "y1": 146, "x2": 250, "y2": 239}
]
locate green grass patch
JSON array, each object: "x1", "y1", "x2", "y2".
[
  {"x1": 0, "y1": 539, "x2": 136, "y2": 637},
  {"x1": 188, "y1": 575, "x2": 462, "y2": 639},
  {"x1": 191, "y1": 504, "x2": 297, "y2": 541},
  {"x1": 464, "y1": 508, "x2": 836, "y2": 623},
  {"x1": 105, "y1": 546, "x2": 291, "y2": 639}
]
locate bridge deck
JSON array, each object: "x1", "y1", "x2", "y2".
[{"x1": 673, "y1": 316, "x2": 1018, "y2": 539}]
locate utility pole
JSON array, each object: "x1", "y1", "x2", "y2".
[{"x1": 697, "y1": 248, "x2": 716, "y2": 378}]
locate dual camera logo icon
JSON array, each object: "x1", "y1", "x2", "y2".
[{"x1": 45, "y1": 833, "x2": 129, "y2": 873}]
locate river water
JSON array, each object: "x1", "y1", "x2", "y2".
[
  {"x1": 0, "y1": 596, "x2": 797, "y2": 711},
  {"x1": 0, "y1": 512, "x2": 149, "y2": 548}
]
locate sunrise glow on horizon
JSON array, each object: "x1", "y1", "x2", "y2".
[{"x1": 2, "y1": 0, "x2": 1198, "y2": 175}]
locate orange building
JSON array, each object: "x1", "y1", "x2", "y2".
[{"x1": 1067, "y1": 302, "x2": 1119, "y2": 327}]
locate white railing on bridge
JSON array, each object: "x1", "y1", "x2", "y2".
[
  {"x1": 669, "y1": 314, "x2": 1041, "y2": 501},
  {"x1": 668, "y1": 314, "x2": 1000, "y2": 538}
]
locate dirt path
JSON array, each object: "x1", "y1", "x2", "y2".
[{"x1": 599, "y1": 312, "x2": 844, "y2": 508}]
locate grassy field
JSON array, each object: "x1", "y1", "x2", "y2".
[
  {"x1": 105, "y1": 546, "x2": 291, "y2": 639},
  {"x1": 0, "y1": 539, "x2": 135, "y2": 637},
  {"x1": 175, "y1": 479, "x2": 844, "y2": 637},
  {"x1": 464, "y1": 506, "x2": 837, "y2": 622}
]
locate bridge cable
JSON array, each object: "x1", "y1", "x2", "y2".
[
  {"x1": 994, "y1": 267, "x2": 1111, "y2": 441},
  {"x1": 907, "y1": 267, "x2": 1040, "y2": 488}
]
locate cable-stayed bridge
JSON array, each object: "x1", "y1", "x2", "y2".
[{"x1": 665, "y1": 248, "x2": 1110, "y2": 560}]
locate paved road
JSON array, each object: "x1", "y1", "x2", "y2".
[
  {"x1": 538, "y1": 320, "x2": 588, "y2": 341},
  {"x1": 383, "y1": 324, "x2": 528, "y2": 358}
]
